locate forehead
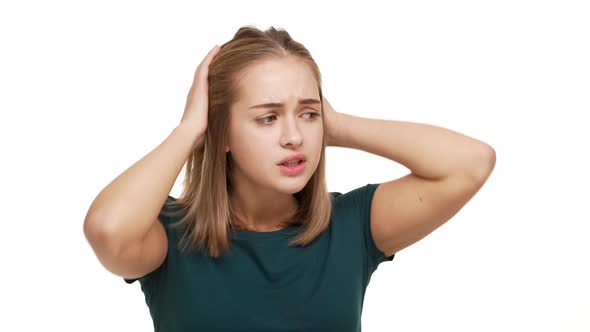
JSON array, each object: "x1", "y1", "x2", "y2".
[{"x1": 236, "y1": 57, "x2": 318, "y2": 104}]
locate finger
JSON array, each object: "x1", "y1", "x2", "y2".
[
  {"x1": 187, "y1": 46, "x2": 220, "y2": 106},
  {"x1": 192, "y1": 45, "x2": 220, "y2": 80},
  {"x1": 194, "y1": 46, "x2": 220, "y2": 92},
  {"x1": 196, "y1": 45, "x2": 220, "y2": 72},
  {"x1": 196, "y1": 45, "x2": 220, "y2": 78},
  {"x1": 191, "y1": 46, "x2": 218, "y2": 101}
]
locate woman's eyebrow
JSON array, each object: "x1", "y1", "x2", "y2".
[{"x1": 248, "y1": 98, "x2": 321, "y2": 110}]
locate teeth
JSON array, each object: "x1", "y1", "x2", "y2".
[{"x1": 282, "y1": 160, "x2": 302, "y2": 166}]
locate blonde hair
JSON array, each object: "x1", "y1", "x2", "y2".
[{"x1": 162, "y1": 25, "x2": 333, "y2": 258}]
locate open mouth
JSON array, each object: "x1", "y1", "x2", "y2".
[{"x1": 278, "y1": 160, "x2": 306, "y2": 174}]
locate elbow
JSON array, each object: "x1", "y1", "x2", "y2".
[
  {"x1": 469, "y1": 145, "x2": 496, "y2": 183},
  {"x1": 83, "y1": 216, "x2": 122, "y2": 258}
]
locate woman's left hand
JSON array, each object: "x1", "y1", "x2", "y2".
[{"x1": 321, "y1": 96, "x2": 341, "y2": 146}]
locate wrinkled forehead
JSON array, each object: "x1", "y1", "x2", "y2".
[{"x1": 234, "y1": 58, "x2": 319, "y2": 109}]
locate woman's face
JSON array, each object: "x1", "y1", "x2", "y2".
[{"x1": 226, "y1": 56, "x2": 323, "y2": 194}]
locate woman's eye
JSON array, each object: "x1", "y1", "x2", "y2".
[
  {"x1": 257, "y1": 115, "x2": 277, "y2": 125},
  {"x1": 257, "y1": 112, "x2": 320, "y2": 125},
  {"x1": 303, "y1": 112, "x2": 321, "y2": 120}
]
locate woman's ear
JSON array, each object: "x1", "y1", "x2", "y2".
[{"x1": 225, "y1": 145, "x2": 230, "y2": 152}]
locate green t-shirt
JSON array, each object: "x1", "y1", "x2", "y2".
[{"x1": 124, "y1": 183, "x2": 395, "y2": 331}]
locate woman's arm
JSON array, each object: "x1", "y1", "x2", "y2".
[{"x1": 323, "y1": 98, "x2": 495, "y2": 256}]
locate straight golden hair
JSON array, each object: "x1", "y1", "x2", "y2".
[{"x1": 162, "y1": 25, "x2": 333, "y2": 258}]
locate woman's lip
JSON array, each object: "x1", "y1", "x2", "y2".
[
  {"x1": 277, "y1": 154, "x2": 306, "y2": 165},
  {"x1": 276, "y1": 159, "x2": 306, "y2": 165},
  {"x1": 277, "y1": 161, "x2": 306, "y2": 175}
]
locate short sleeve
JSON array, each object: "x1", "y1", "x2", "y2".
[
  {"x1": 332, "y1": 183, "x2": 395, "y2": 281},
  {"x1": 123, "y1": 195, "x2": 176, "y2": 285},
  {"x1": 361, "y1": 183, "x2": 395, "y2": 274}
]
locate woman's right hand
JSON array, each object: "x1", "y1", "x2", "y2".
[{"x1": 179, "y1": 45, "x2": 221, "y2": 145}]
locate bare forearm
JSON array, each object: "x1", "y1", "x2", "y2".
[
  {"x1": 330, "y1": 112, "x2": 495, "y2": 181},
  {"x1": 84, "y1": 123, "x2": 201, "y2": 254}
]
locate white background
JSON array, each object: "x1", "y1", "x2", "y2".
[{"x1": 1, "y1": 0, "x2": 589, "y2": 331}]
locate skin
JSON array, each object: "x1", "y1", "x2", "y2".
[{"x1": 225, "y1": 56, "x2": 324, "y2": 231}]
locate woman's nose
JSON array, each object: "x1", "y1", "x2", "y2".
[{"x1": 280, "y1": 118, "x2": 303, "y2": 146}]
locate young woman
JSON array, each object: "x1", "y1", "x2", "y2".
[{"x1": 84, "y1": 26, "x2": 495, "y2": 331}]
